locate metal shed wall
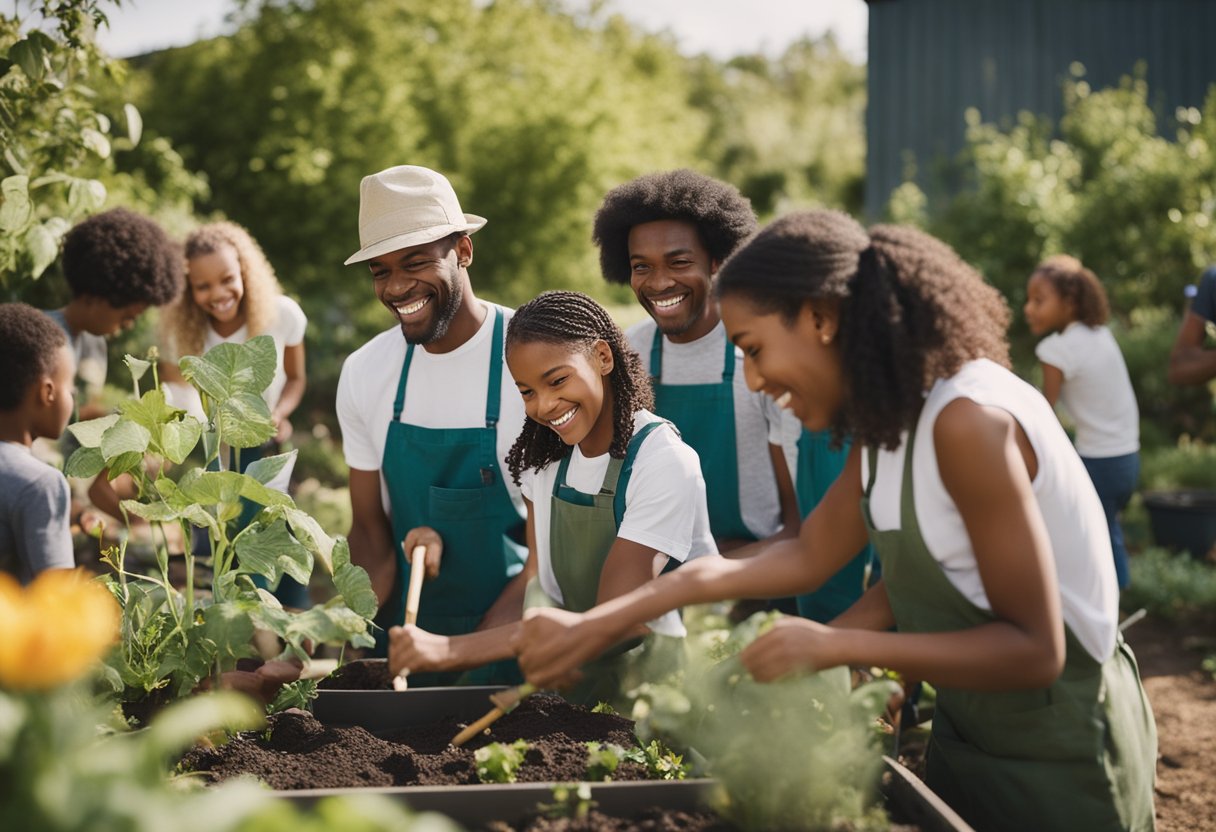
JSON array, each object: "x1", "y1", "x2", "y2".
[{"x1": 865, "y1": 0, "x2": 1216, "y2": 218}]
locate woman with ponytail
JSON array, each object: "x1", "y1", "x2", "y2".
[
  {"x1": 514, "y1": 212, "x2": 1156, "y2": 831},
  {"x1": 389, "y1": 290, "x2": 716, "y2": 704}
]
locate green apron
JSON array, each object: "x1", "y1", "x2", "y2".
[
  {"x1": 861, "y1": 432, "x2": 1157, "y2": 831},
  {"x1": 650, "y1": 328, "x2": 753, "y2": 542},
  {"x1": 375, "y1": 307, "x2": 526, "y2": 686},
  {"x1": 524, "y1": 420, "x2": 664, "y2": 706},
  {"x1": 793, "y1": 429, "x2": 877, "y2": 622}
]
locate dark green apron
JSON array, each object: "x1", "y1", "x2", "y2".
[
  {"x1": 793, "y1": 428, "x2": 877, "y2": 622},
  {"x1": 524, "y1": 421, "x2": 664, "y2": 706},
  {"x1": 376, "y1": 307, "x2": 526, "y2": 686},
  {"x1": 861, "y1": 431, "x2": 1157, "y2": 832},
  {"x1": 650, "y1": 328, "x2": 753, "y2": 542}
]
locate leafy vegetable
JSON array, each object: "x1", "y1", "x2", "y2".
[
  {"x1": 266, "y1": 679, "x2": 319, "y2": 716},
  {"x1": 473, "y1": 739, "x2": 530, "y2": 784}
]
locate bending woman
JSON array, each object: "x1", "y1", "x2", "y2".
[{"x1": 513, "y1": 211, "x2": 1156, "y2": 831}]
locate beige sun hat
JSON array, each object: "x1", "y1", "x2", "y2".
[{"x1": 344, "y1": 165, "x2": 486, "y2": 265}]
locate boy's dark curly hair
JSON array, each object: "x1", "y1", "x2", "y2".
[
  {"x1": 0, "y1": 303, "x2": 68, "y2": 410},
  {"x1": 592, "y1": 169, "x2": 757, "y2": 284},
  {"x1": 505, "y1": 291, "x2": 654, "y2": 485},
  {"x1": 1032, "y1": 254, "x2": 1110, "y2": 327},
  {"x1": 717, "y1": 210, "x2": 1011, "y2": 450},
  {"x1": 62, "y1": 208, "x2": 183, "y2": 306}
]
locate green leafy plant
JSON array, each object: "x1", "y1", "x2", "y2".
[
  {"x1": 1123, "y1": 547, "x2": 1216, "y2": 621},
  {"x1": 622, "y1": 739, "x2": 689, "y2": 781},
  {"x1": 589, "y1": 700, "x2": 617, "y2": 715},
  {"x1": 538, "y1": 783, "x2": 596, "y2": 820},
  {"x1": 584, "y1": 742, "x2": 623, "y2": 782},
  {"x1": 266, "y1": 678, "x2": 319, "y2": 716},
  {"x1": 627, "y1": 611, "x2": 896, "y2": 831},
  {"x1": 473, "y1": 739, "x2": 531, "y2": 784},
  {"x1": 68, "y1": 336, "x2": 377, "y2": 712}
]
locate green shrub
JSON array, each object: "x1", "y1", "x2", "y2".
[{"x1": 1124, "y1": 547, "x2": 1216, "y2": 620}]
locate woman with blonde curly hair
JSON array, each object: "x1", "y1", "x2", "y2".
[{"x1": 162, "y1": 221, "x2": 309, "y2": 605}]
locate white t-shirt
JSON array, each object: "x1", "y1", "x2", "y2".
[
  {"x1": 204, "y1": 294, "x2": 307, "y2": 411},
  {"x1": 860, "y1": 359, "x2": 1118, "y2": 663},
  {"x1": 1034, "y1": 322, "x2": 1140, "y2": 458},
  {"x1": 518, "y1": 410, "x2": 718, "y2": 637},
  {"x1": 626, "y1": 318, "x2": 784, "y2": 539},
  {"x1": 336, "y1": 302, "x2": 526, "y2": 517}
]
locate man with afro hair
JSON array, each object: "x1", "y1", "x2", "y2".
[
  {"x1": 44, "y1": 207, "x2": 183, "y2": 524},
  {"x1": 593, "y1": 169, "x2": 801, "y2": 554}
]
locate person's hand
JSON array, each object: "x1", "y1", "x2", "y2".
[
  {"x1": 739, "y1": 617, "x2": 844, "y2": 682},
  {"x1": 388, "y1": 624, "x2": 452, "y2": 675},
  {"x1": 403, "y1": 526, "x2": 443, "y2": 578},
  {"x1": 512, "y1": 607, "x2": 611, "y2": 690},
  {"x1": 272, "y1": 412, "x2": 294, "y2": 443},
  {"x1": 215, "y1": 659, "x2": 303, "y2": 705}
]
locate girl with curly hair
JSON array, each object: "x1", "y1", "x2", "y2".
[
  {"x1": 162, "y1": 221, "x2": 309, "y2": 606},
  {"x1": 389, "y1": 291, "x2": 716, "y2": 703},
  {"x1": 1025, "y1": 255, "x2": 1140, "y2": 590},
  {"x1": 514, "y1": 212, "x2": 1157, "y2": 830}
]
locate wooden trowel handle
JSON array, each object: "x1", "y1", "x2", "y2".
[{"x1": 405, "y1": 544, "x2": 426, "y2": 626}]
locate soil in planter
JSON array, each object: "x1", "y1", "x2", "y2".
[
  {"x1": 315, "y1": 658, "x2": 395, "y2": 691},
  {"x1": 180, "y1": 693, "x2": 651, "y2": 790},
  {"x1": 483, "y1": 807, "x2": 734, "y2": 832}
]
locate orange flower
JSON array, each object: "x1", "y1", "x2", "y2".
[{"x1": 0, "y1": 569, "x2": 120, "y2": 691}]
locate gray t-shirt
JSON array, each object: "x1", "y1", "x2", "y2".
[
  {"x1": 0, "y1": 442, "x2": 75, "y2": 583},
  {"x1": 626, "y1": 318, "x2": 784, "y2": 539}
]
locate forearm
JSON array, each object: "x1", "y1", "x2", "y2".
[
  {"x1": 831, "y1": 621, "x2": 1064, "y2": 690},
  {"x1": 1168, "y1": 346, "x2": 1216, "y2": 385},
  {"x1": 348, "y1": 523, "x2": 397, "y2": 606},
  {"x1": 273, "y1": 378, "x2": 306, "y2": 422},
  {"x1": 828, "y1": 580, "x2": 895, "y2": 631},
  {"x1": 478, "y1": 570, "x2": 528, "y2": 630},
  {"x1": 441, "y1": 623, "x2": 520, "y2": 671},
  {"x1": 719, "y1": 520, "x2": 800, "y2": 560}
]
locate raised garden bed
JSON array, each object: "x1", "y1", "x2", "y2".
[{"x1": 185, "y1": 676, "x2": 974, "y2": 831}]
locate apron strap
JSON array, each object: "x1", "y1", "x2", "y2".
[
  {"x1": 613, "y1": 420, "x2": 667, "y2": 526},
  {"x1": 720, "y1": 335, "x2": 735, "y2": 383},
  {"x1": 484, "y1": 306, "x2": 504, "y2": 429},
  {"x1": 649, "y1": 327, "x2": 663, "y2": 381},
  {"x1": 392, "y1": 342, "x2": 415, "y2": 422}
]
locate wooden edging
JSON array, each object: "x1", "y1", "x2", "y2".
[{"x1": 882, "y1": 755, "x2": 976, "y2": 832}]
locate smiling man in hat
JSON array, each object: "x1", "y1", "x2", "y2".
[{"x1": 337, "y1": 165, "x2": 528, "y2": 685}]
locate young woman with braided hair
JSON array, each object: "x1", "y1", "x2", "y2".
[
  {"x1": 514, "y1": 213, "x2": 1156, "y2": 830},
  {"x1": 390, "y1": 290, "x2": 716, "y2": 703}
]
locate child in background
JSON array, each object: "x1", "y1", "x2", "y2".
[
  {"x1": 515, "y1": 213, "x2": 1156, "y2": 831},
  {"x1": 389, "y1": 291, "x2": 717, "y2": 704},
  {"x1": 46, "y1": 208, "x2": 183, "y2": 525},
  {"x1": 161, "y1": 221, "x2": 308, "y2": 606},
  {"x1": 1024, "y1": 255, "x2": 1140, "y2": 589},
  {"x1": 0, "y1": 304, "x2": 77, "y2": 583}
]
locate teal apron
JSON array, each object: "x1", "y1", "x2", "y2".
[
  {"x1": 793, "y1": 429, "x2": 877, "y2": 622},
  {"x1": 524, "y1": 421, "x2": 666, "y2": 707},
  {"x1": 861, "y1": 431, "x2": 1157, "y2": 831},
  {"x1": 650, "y1": 328, "x2": 752, "y2": 542},
  {"x1": 376, "y1": 307, "x2": 526, "y2": 686}
]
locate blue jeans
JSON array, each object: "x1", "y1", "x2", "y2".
[{"x1": 1081, "y1": 452, "x2": 1139, "y2": 590}]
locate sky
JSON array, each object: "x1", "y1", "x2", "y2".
[{"x1": 92, "y1": 0, "x2": 869, "y2": 62}]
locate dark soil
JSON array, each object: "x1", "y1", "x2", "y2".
[
  {"x1": 315, "y1": 658, "x2": 395, "y2": 691},
  {"x1": 180, "y1": 692, "x2": 650, "y2": 790},
  {"x1": 483, "y1": 808, "x2": 734, "y2": 832}
]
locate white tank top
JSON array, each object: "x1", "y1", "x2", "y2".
[{"x1": 861, "y1": 359, "x2": 1118, "y2": 662}]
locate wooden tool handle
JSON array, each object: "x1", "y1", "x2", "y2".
[
  {"x1": 405, "y1": 544, "x2": 426, "y2": 626},
  {"x1": 450, "y1": 707, "x2": 506, "y2": 747}
]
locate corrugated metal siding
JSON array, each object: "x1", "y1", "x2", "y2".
[{"x1": 865, "y1": 0, "x2": 1216, "y2": 218}]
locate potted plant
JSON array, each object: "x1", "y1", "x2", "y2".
[{"x1": 63, "y1": 336, "x2": 379, "y2": 718}]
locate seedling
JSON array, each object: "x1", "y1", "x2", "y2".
[{"x1": 473, "y1": 739, "x2": 531, "y2": 783}]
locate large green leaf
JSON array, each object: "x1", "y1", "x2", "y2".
[
  {"x1": 180, "y1": 335, "x2": 277, "y2": 401},
  {"x1": 233, "y1": 519, "x2": 313, "y2": 586},
  {"x1": 178, "y1": 469, "x2": 292, "y2": 511},
  {"x1": 64, "y1": 445, "x2": 105, "y2": 479},
  {"x1": 158, "y1": 417, "x2": 203, "y2": 464},
  {"x1": 283, "y1": 603, "x2": 374, "y2": 649},
  {"x1": 243, "y1": 449, "x2": 297, "y2": 485},
  {"x1": 217, "y1": 391, "x2": 275, "y2": 449},
  {"x1": 25, "y1": 222, "x2": 58, "y2": 278},
  {"x1": 67, "y1": 414, "x2": 119, "y2": 448},
  {"x1": 106, "y1": 451, "x2": 144, "y2": 480},
  {"x1": 332, "y1": 538, "x2": 378, "y2": 619},
  {"x1": 100, "y1": 419, "x2": 151, "y2": 461},
  {"x1": 200, "y1": 601, "x2": 257, "y2": 667},
  {"x1": 0, "y1": 175, "x2": 31, "y2": 232},
  {"x1": 7, "y1": 36, "x2": 46, "y2": 82},
  {"x1": 262, "y1": 504, "x2": 336, "y2": 573}
]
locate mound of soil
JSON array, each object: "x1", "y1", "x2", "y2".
[
  {"x1": 483, "y1": 808, "x2": 734, "y2": 832},
  {"x1": 181, "y1": 693, "x2": 649, "y2": 790},
  {"x1": 315, "y1": 658, "x2": 395, "y2": 691}
]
